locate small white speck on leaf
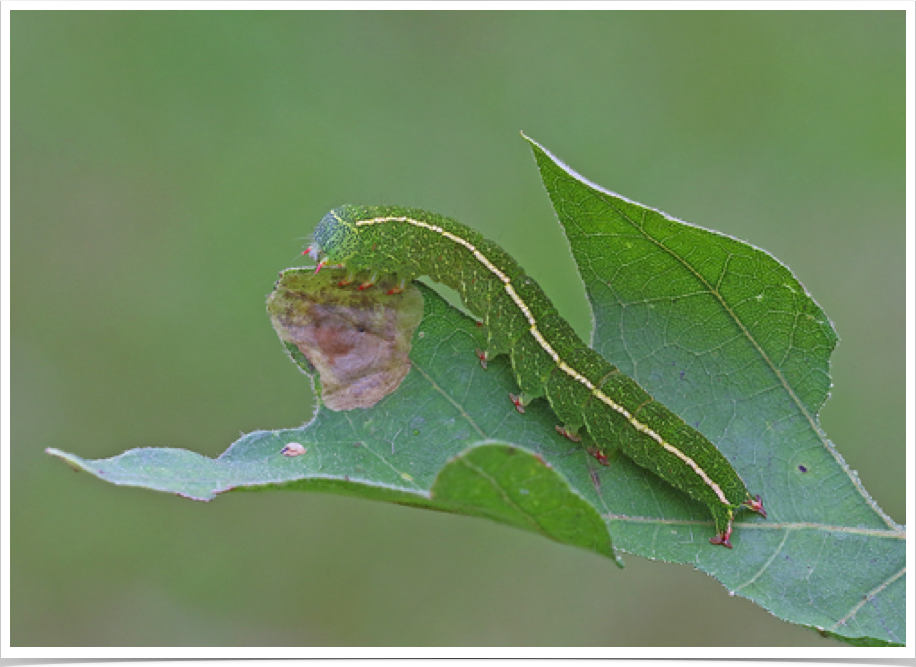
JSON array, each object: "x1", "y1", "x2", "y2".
[{"x1": 281, "y1": 442, "x2": 307, "y2": 457}]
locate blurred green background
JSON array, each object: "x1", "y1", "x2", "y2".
[{"x1": 12, "y1": 10, "x2": 904, "y2": 647}]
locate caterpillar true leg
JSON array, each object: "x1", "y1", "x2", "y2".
[{"x1": 386, "y1": 278, "x2": 407, "y2": 295}]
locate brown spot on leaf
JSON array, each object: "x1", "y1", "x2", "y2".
[{"x1": 268, "y1": 268, "x2": 424, "y2": 410}]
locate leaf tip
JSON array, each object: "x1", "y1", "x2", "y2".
[
  {"x1": 519, "y1": 130, "x2": 543, "y2": 152},
  {"x1": 45, "y1": 447, "x2": 87, "y2": 473}
]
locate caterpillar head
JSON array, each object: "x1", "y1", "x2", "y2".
[{"x1": 308, "y1": 205, "x2": 363, "y2": 270}]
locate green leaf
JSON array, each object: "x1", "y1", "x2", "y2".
[
  {"x1": 523, "y1": 134, "x2": 904, "y2": 646},
  {"x1": 47, "y1": 281, "x2": 617, "y2": 562},
  {"x1": 47, "y1": 136, "x2": 903, "y2": 645}
]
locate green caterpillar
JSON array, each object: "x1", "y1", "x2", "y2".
[{"x1": 307, "y1": 204, "x2": 766, "y2": 548}]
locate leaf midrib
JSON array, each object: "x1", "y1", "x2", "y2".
[{"x1": 604, "y1": 513, "x2": 904, "y2": 539}]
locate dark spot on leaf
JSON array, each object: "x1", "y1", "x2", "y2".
[{"x1": 799, "y1": 465, "x2": 808, "y2": 473}]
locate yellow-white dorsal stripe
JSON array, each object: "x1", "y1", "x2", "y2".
[{"x1": 354, "y1": 215, "x2": 729, "y2": 506}]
